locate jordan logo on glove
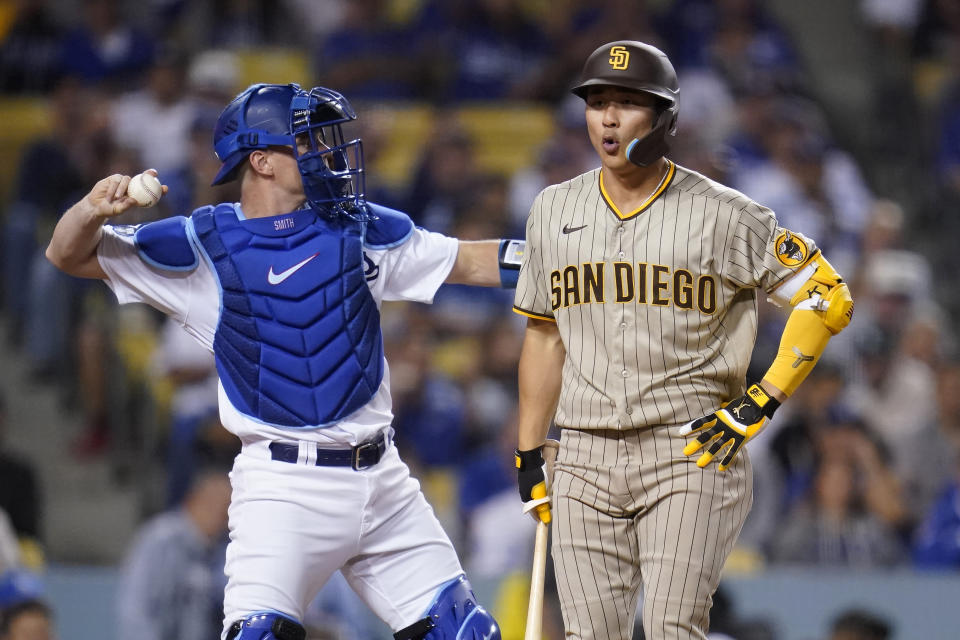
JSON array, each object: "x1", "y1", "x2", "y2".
[{"x1": 680, "y1": 383, "x2": 780, "y2": 471}]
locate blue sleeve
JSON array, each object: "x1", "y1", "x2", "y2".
[
  {"x1": 134, "y1": 216, "x2": 199, "y2": 271},
  {"x1": 363, "y1": 203, "x2": 415, "y2": 249}
]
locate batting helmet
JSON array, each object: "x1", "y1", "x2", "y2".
[
  {"x1": 571, "y1": 41, "x2": 679, "y2": 167},
  {"x1": 211, "y1": 83, "x2": 366, "y2": 215}
]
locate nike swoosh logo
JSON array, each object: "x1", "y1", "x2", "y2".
[
  {"x1": 562, "y1": 223, "x2": 588, "y2": 234},
  {"x1": 267, "y1": 253, "x2": 319, "y2": 285}
]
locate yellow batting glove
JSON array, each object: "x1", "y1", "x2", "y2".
[
  {"x1": 679, "y1": 384, "x2": 780, "y2": 471},
  {"x1": 516, "y1": 446, "x2": 552, "y2": 524}
]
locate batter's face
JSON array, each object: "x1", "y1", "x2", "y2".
[{"x1": 584, "y1": 86, "x2": 659, "y2": 172}]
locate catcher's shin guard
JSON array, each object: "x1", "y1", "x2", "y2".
[
  {"x1": 393, "y1": 575, "x2": 501, "y2": 640},
  {"x1": 226, "y1": 612, "x2": 305, "y2": 640}
]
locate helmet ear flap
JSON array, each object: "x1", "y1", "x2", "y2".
[{"x1": 626, "y1": 105, "x2": 677, "y2": 167}]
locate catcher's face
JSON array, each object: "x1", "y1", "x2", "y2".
[{"x1": 584, "y1": 86, "x2": 658, "y2": 172}]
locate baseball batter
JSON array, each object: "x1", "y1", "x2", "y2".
[
  {"x1": 513, "y1": 42, "x2": 854, "y2": 639},
  {"x1": 45, "y1": 83, "x2": 518, "y2": 640}
]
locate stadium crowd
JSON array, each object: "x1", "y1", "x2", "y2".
[{"x1": 1, "y1": 0, "x2": 959, "y2": 638}]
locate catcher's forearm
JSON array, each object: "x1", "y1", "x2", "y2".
[
  {"x1": 446, "y1": 240, "x2": 501, "y2": 286},
  {"x1": 46, "y1": 196, "x2": 108, "y2": 279},
  {"x1": 517, "y1": 318, "x2": 564, "y2": 450}
]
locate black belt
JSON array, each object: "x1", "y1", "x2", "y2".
[{"x1": 269, "y1": 433, "x2": 388, "y2": 470}]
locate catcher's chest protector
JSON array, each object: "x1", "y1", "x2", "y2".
[{"x1": 193, "y1": 204, "x2": 384, "y2": 428}]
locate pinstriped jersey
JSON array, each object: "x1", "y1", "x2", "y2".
[{"x1": 513, "y1": 162, "x2": 818, "y2": 430}]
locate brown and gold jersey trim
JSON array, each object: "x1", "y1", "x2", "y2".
[
  {"x1": 512, "y1": 306, "x2": 557, "y2": 322},
  {"x1": 599, "y1": 160, "x2": 676, "y2": 221}
]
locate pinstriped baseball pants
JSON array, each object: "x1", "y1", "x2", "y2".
[{"x1": 551, "y1": 426, "x2": 753, "y2": 640}]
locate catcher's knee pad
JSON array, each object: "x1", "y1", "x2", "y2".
[
  {"x1": 393, "y1": 575, "x2": 501, "y2": 640},
  {"x1": 225, "y1": 611, "x2": 305, "y2": 640}
]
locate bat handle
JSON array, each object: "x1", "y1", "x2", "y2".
[{"x1": 524, "y1": 520, "x2": 549, "y2": 640}]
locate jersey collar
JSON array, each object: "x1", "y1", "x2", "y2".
[{"x1": 599, "y1": 160, "x2": 675, "y2": 221}]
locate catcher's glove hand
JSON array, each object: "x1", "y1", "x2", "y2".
[
  {"x1": 516, "y1": 444, "x2": 554, "y2": 524},
  {"x1": 679, "y1": 384, "x2": 780, "y2": 471}
]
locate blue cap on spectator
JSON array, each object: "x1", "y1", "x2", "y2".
[{"x1": 0, "y1": 569, "x2": 44, "y2": 609}]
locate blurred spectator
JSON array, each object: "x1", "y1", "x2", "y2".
[
  {"x1": 157, "y1": 107, "x2": 240, "y2": 223},
  {"x1": 401, "y1": 112, "x2": 486, "y2": 232},
  {"x1": 460, "y1": 414, "x2": 564, "y2": 640},
  {"x1": 3, "y1": 76, "x2": 88, "y2": 352},
  {"x1": 315, "y1": 0, "x2": 432, "y2": 101},
  {"x1": 428, "y1": 206, "x2": 516, "y2": 339},
  {"x1": 350, "y1": 104, "x2": 406, "y2": 208},
  {"x1": 63, "y1": 134, "x2": 159, "y2": 457},
  {"x1": 185, "y1": 48, "x2": 240, "y2": 111},
  {"x1": 461, "y1": 415, "x2": 533, "y2": 578},
  {"x1": 910, "y1": 360, "x2": 960, "y2": 568},
  {"x1": 59, "y1": 0, "x2": 155, "y2": 87},
  {"x1": 912, "y1": 0, "x2": 960, "y2": 65},
  {"x1": 843, "y1": 252, "x2": 941, "y2": 473},
  {"x1": 150, "y1": 318, "x2": 219, "y2": 506},
  {"x1": 707, "y1": 584, "x2": 776, "y2": 640},
  {"x1": 935, "y1": 81, "x2": 960, "y2": 197},
  {"x1": 0, "y1": 511, "x2": 20, "y2": 579},
  {"x1": 722, "y1": 77, "x2": 782, "y2": 175},
  {"x1": 463, "y1": 316, "x2": 523, "y2": 448},
  {"x1": 0, "y1": 394, "x2": 42, "y2": 566},
  {"x1": 285, "y1": 0, "x2": 348, "y2": 42},
  {"x1": 507, "y1": 117, "x2": 596, "y2": 234},
  {"x1": 204, "y1": 0, "x2": 296, "y2": 48},
  {"x1": 109, "y1": 51, "x2": 197, "y2": 178},
  {"x1": 659, "y1": 0, "x2": 800, "y2": 85},
  {"x1": 828, "y1": 607, "x2": 892, "y2": 640},
  {"x1": 0, "y1": 0, "x2": 64, "y2": 94},
  {"x1": 389, "y1": 316, "x2": 466, "y2": 470},
  {"x1": 854, "y1": 200, "x2": 907, "y2": 266},
  {"x1": 0, "y1": 511, "x2": 44, "y2": 622},
  {"x1": 738, "y1": 362, "x2": 850, "y2": 557},
  {"x1": 670, "y1": 64, "x2": 738, "y2": 161},
  {"x1": 911, "y1": 458, "x2": 960, "y2": 568},
  {"x1": 770, "y1": 418, "x2": 907, "y2": 567},
  {"x1": 732, "y1": 97, "x2": 873, "y2": 277},
  {"x1": 436, "y1": 0, "x2": 552, "y2": 101},
  {"x1": 0, "y1": 599, "x2": 55, "y2": 640},
  {"x1": 116, "y1": 469, "x2": 231, "y2": 640},
  {"x1": 856, "y1": 249, "x2": 933, "y2": 336},
  {"x1": 522, "y1": 0, "x2": 663, "y2": 102},
  {"x1": 862, "y1": 0, "x2": 924, "y2": 43}
]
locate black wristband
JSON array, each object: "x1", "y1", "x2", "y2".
[
  {"x1": 499, "y1": 239, "x2": 524, "y2": 288},
  {"x1": 515, "y1": 446, "x2": 544, "y2": 471},
  {"x1": 746, "y1": 383, "x2": 780, "y2": 418}
]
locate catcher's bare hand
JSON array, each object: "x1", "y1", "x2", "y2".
[
  {"x1": 679, "y1": 384, "x2": 780, "y2": 471},
  {"x1": 84, "y1": 170, "x2": 167, "y2": 220}
]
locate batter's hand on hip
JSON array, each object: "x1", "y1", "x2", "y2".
[
  {"x1": 679, "y1": 384, "x2": 780, "y2": 471},
  {"x1": 516, "y1": 446, "x2": 552, "y2": 524}
]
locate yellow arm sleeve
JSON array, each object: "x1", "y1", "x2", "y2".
[
  {"x1": 762, "y1": 306, "x2": 833, "y2": 396},
  {"x1": 762, "y1": 253, "x2": 854, "y2": 396}
]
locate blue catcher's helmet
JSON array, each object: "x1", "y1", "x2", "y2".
[{"x1": 211, "y1": 83, "x2": 366, "y2": 214}]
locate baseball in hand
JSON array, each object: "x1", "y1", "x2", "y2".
[{"x1": 127, "y1": 172, "x2": 163, "y2": 207}]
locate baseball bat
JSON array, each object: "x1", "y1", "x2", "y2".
[{"x1": 524, "y1": 519, "x2": 549, "y2": 640}]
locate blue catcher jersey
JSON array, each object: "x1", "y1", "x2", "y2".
[{"x1": 169, "y1": 204, "x2": 386, "y2": 429}]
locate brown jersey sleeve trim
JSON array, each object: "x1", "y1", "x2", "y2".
[
  {"x1": 512, "y1": 306, "x2": 557, "y2": 321},
  {"x1": 599, "y1": 160, "x2": 676, "y2": 221}
]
